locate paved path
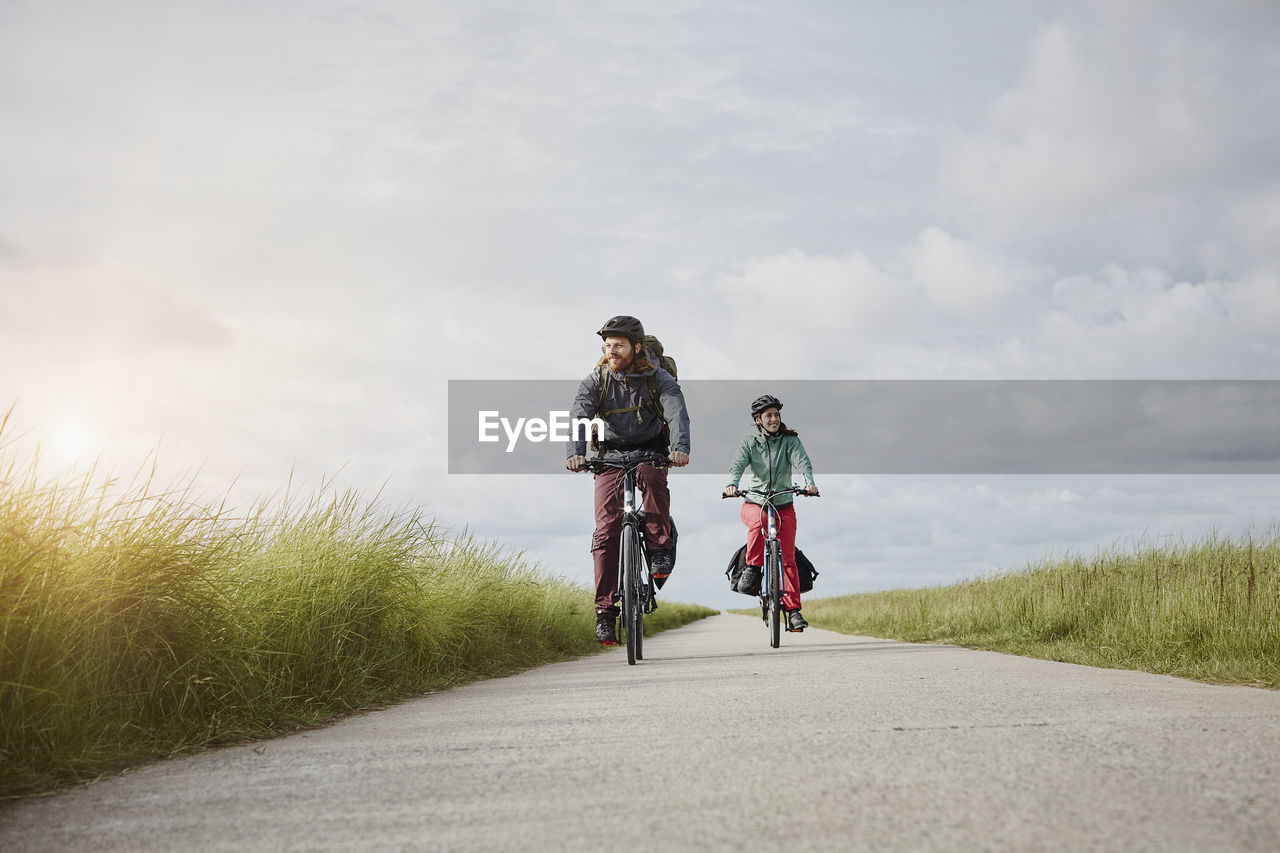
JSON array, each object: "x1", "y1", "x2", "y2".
[{"x1": 3, "y1": 613, "x2": 1279, "y2": 852}]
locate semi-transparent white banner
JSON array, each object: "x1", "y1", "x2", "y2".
[{"x1": 447, "y1": 380, "x2": 1280, "y2": 475}]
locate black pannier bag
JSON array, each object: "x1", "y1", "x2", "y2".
[
  {"x1": 725, "y1": 543, "x2": 818, "y2": 594},
  {"x1": 795, "y1": 548, "x2": 818, "y2": 593},
  {"x1": 652, "y1": 516, "x2": 677, "y2": 590},
  {"x1": 725, "y1": 543, "x2": 749, "y2": 592}
]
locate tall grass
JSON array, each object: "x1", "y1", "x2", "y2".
[
  {"x1": 804, "y1": 531, "x2": 1280, "y2": 689},
  {"x1": 0, "y1": 445, "x2": 714, "y2": 798}
]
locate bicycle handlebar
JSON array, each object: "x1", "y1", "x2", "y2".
[
  {"x1": 722, "y1": 486, "x2": 819, "y2": 499},
  {"x1": 579, "y1": 455, "x2": 674, "y2": 474}
]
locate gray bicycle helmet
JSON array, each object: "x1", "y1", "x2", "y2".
[
  {"x1": 596, "y1": 315, "x2": 645, "y2": 344},
  {"x1": 751, "y1": 394, "x2": 783, "y2": 416}
]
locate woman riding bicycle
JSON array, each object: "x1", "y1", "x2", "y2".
[{"x1": 723, "y1": 394, "x2": 818, "y2": 631}]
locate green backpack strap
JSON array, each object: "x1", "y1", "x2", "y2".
[
  {"x1": 596, "y1": 365, "x2": 645, "y2": 422},
  {"x1": 647, "y1": 375, "x2": 669, "y2": 433},
  {"x1": 596, "y1": 364, "x2": 608, "y2": 410}
]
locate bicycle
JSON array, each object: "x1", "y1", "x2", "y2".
[
  {"x1": 582, "y1": 454, "x2": 673, "y2": 665},
  {"x1": 722, "y1": 485, "x2": 819, "y2": 648}
]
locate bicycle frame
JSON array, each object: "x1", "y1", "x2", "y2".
[
  {"x1": 761, "y1": 503, "x2": 781, "y2": 593},
  {"x1": 583, "y1": 455, "x2": 669, "y2": 664}
]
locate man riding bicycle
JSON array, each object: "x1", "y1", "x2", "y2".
[{"x1": 566, "y1": 315, "x2": 690, "y2": 644}]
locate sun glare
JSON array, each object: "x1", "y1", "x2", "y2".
[
  {"x1": 53, "y1": 427, "x2": 85, "y2": 456},
  {"x1": 44, "y1": 422, "x2": 98, "y2": 470}
]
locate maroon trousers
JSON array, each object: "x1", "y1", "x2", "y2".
[
  {"x1": 741, "y1": 501, "x2": 802, "y2": 611},
  {"x1": 592, "y1": 466, "x2": 672, "y2": 614}
]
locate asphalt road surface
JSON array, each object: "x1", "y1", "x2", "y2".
[{"x1": 3, "y1": 613, "x2": 1278, "y2": 852}]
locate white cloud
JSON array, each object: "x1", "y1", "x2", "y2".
[
  {"x1": 906, "y1": 226, "x2": 1052, "y2": 322},
  {"x1": 709, "y1": 248, "x2": 903, "y2": 330},
  {"x1": 705, "y1": 229, "x2": 1280, "y2": 380},
  {"x1": 938, "y1": 2, "x2": 1280, "y2": 274}
]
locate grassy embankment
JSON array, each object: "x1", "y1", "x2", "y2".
[
  {"x1": 0, "y1": 451, "x2": 715, "y2": 798},
  {"x1": 802, "y1": 531, "x2": 1279, "y2": 689}
]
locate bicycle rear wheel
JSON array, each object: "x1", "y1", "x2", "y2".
[
  {"x1": 622, "y1": 526, "x2": 641, "y2": 665},
  {"x1": 767, "y1": 541, "x2": 781, "y2": 648}
]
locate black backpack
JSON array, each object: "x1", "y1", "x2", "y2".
[{"x1": 724, "y1": 543, "x2": 818, "y2": 595}]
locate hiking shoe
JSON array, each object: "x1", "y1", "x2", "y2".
[
  {"x1": 649, "y1": 549, "x2": 673, "y2": 579},
  {"x1": 736, "y1": 565, "x2": 762, "y2": 596},
  {"x1": 787, "y1": 610, "x2": 808, "y2": 632},
  {"x1": 595, "y1": 612, "x2": 618, "y2": 645}
]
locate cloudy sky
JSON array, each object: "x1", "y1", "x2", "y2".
[{"x1": 4, "y1": 0, "x2": 1279, "y2": 611}]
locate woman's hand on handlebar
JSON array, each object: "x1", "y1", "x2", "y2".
[{"x1": 722, "y1": 484, "x2": 817, "y2": 498}]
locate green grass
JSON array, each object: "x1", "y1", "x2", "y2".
[
  {"x1": 802, "y1": 531, "x2": 1280, "y2": 689},
  {"x1": 0, "y1": 445, "x2": 715, "y2": 798}
]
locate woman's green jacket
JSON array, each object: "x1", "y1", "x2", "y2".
[{"x1": 726, "y1": 431, "x2": 815, "y2": 507}]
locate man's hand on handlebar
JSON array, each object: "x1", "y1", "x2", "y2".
[
  {"x1": 722, "y1": 485, "x2": 739, "y2": 498},
  {"x1": 804, "y1": 484, "x2": 819, "y2": 496},
  {"x1": 568, "y1": 453, "x2": 682, "y2": 472}
]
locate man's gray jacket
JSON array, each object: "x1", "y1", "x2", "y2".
[{"x1": 568, "y1": 363, "x2": 690, "y2": 458}]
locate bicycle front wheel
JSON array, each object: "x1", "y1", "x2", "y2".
[
  {"x1": 767, "y1": 541, "x2": 781, "y2": 648},
  {"x1": 634, "y1": 573, "x2": 645, "y2": 661},
  {"x1": 622, "y1": 526, "x2": 641, "y2": 665}
]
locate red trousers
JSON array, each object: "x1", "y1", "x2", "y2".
[
  {"x1": 741, "y1": 501, "x2": 802, "y2": 611},
  {"x1": 592, "y1": 466, "x2": 672, "y2": 614}
]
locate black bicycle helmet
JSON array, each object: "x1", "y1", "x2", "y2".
[
  {"x1": 596, "y1": 315, "x2": 645, "y2": 344},
  {"x1": 751, "y1": 394, "x2": 783, "y2": 416}
]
